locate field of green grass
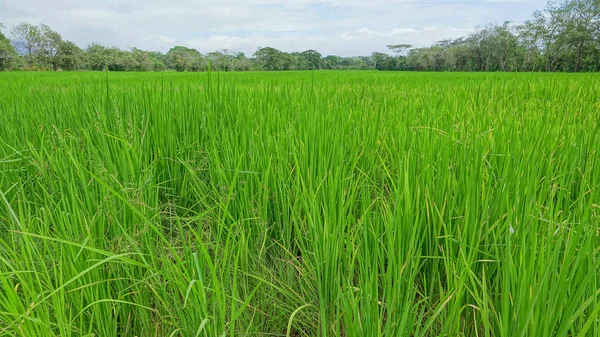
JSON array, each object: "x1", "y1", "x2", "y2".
[{"x1": 0, "y1": 71, "x2": 599, "y2": 336}]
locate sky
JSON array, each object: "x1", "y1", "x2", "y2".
[{"x1": 1, "y1": 0, "x2": 548, "y2": 56}]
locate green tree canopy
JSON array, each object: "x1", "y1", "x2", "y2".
[{"x1": 0, "y1": 23, "x2": 18, "y2": 70}]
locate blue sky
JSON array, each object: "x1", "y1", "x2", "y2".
[{"x1": 0, "y1": 0, "x2": 548, "y2": 56}]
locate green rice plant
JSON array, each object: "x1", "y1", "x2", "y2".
[{"x1": 0, "y1": 71, "x2": 599, "y2": 336}]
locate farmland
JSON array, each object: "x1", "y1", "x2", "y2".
[{"x1": 0, "y1": 71, "x2": 599, "y2": 336}]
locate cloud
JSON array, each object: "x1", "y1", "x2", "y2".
[
  {"x1": 184, "y1": 26, "x2": 475, "y2": 56},
  {"x1": 0, "y1": 0, "x2": 547, "y2": 56}
]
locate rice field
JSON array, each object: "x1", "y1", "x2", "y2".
[{"x1": 0, "y1": 71, "x2": 599, "y2": 337}]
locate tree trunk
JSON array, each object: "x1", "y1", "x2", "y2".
[{"x1": 575, "y1": 42, "x2": 584, "y2": 72}]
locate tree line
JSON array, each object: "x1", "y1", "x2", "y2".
[{"x1": 1, "y1": 0, "x2": 598, "y2": 72}]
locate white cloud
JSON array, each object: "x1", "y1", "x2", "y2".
[{"x1": 184, "y1": 26, "x2": 475, "y2": 56}]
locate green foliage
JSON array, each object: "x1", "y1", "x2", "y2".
[
  {"x1": 9, "y1": 21, "x2": 41, "y2": 56},
  {"x1": 398, "y1": 0, "x2": 600, "y2": 72},
  {"x1": 298, "y1": 49, "x2": 323, "y2": 70},
  {"x1": 371, "y1": 52, "x2": 396, "y2": 70},
  {"x1": 0, "y1": 71, "x2": 599, "y2": 336},
  {"x1": 84, "y1": 42, "x2": 110, "y2": 70},
  {"x1": 387, "y1": 44, "x2": 412, "y2": 56},
  {"x1": 166, "y1": 46, "x2": 204, "y2": 72},
  {"x1": 148, "y1": 51, "x2": 167, "y2": 71},
  {"x1": 254, "y1": 46, "x2": 293, "y2": 71},
  {"x1": 0, "y1": 24, "x2": 17, "y2": 71},
  {"x1": 131, "y1": 48, "x2": 152, "y2": 71},
  {"x1": 37, "y1": 24, "x2": 62, "y2": 70},
  {"x1": 56, "y1": 40, "x2": 82, "y2": 71},
  {"x1": 84, "y1": 44, "x2": 138, "y2": 71}
]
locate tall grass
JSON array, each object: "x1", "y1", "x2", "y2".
[{"x1": 0, "y1": 71, "x2": 599, "y2": 336}]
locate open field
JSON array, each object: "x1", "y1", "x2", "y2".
[{"x1": 0, "y1": 71, "x2": 599, "y2": 336}]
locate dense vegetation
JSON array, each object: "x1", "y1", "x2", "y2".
[
  {"x1": 1, "y1": 71, "x2": 599, "y2": 336},
  {"x1": 1, "y1": 0, "x2": 599, "y2": 72}
]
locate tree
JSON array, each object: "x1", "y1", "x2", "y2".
[
  {"x1": 105, "y1": 47, "x2": 134, "y2": 71},
  {"x1": 10, "y1": 22, "x2": 41, "y2": 56},
  {"x1": 392, "y1": 0, "x2": 600, "y2": 73},
  {"x1": 387, "y1": 44, "x2": 412, "y2": 57},
  {"x1": 9, "y1": 22, "x2": 64, "y2": 69},
  {"x1": 299, "y1": 49, "x2": 323, "y2": 70},
  {"x1": 517, "y1": 20, "x2": 546, "y2": 71},
  {"x1": 166, "y1": 46, "x2": 190, "y2": 71},
  {"x1": 131, "y1": 48, "x2": 152, "y2": 71},
  {"x1": 516, "y1": 0, "x2": 600, "y2": 72},
  {"x1": 356, "y1": 56, "x2": 375, "y2": 69},
  {"x1": 253, "y1": 47, "x2": 293, "y2": 71},
  {"x1": 387, "y1": 44, "x2": 413, "y2": 69},
  {"x1": 560, "y1": 0, "x2": 600, "y2": 71},
  {"x1": 0, "y1": 23, "x2": 18, "y2": 70},
  {"x1": 371, "y1": 52, "x2": 395, "y2": 70},
  {"x1": 323, "y1": 55, "x2": 342, "y2": 69},
  {"x1": 85, "y1": 43, "x2": 109, "y2": 70},
  {"x1": 148, "y1": 51, "x2": 167, "y2": 71},
  {"x1": 56, "y1": 40, "x2": 83, "y2": 70},
  {"x1": 37, "y1": 24, "x2": 63, "y2": 70},
  {"x1": 207, "y1": 49, "x2": 234, "y2": 71},
  {"x1": 231, "y1": 52, "x2": 251, "y2": 71},
  {"x1": 469, "y1": 22, "x2": 520, "y2": 71},
  {"x1": 166, "y1": 46, "x2": 204, "y2": 72},
  {"x1": 526, "y1": 2, "x2": 572, "y2": 71}
]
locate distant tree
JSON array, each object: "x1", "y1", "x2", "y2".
[
  {"x1": 387, "y1": 44, "x2": 412, "y2": 56},
  {"x1": 131, "y1": 48, "x2": 152, "y2": 71},
  {"x1": 166, "y1": 46, "x2": 204, "y2": 71},
  {"x1": 468, "y1": 22, "x2": 520, "y2": 71},
  {"x1": 10, "y1": 22, "x2": 41, "y2": 56},
  {"x1": 517, "y1": 21, "x2": 545, "y2": 71},
  {"x1": 371, "y1": 52, "x2": 396, "y2": 70},
  {"x1": 561, "y1": 0, "x2": 600, "y2": 71},
  {"x1": 0, "y1": 23, "x2": 18, "y2": 70},
  {"x1": 232, "y1": 52, "x2": 251, "y2": 71},
  {"x1": 281, "y1": 52, "x2": 295, "y2": 70},
  {"x1": 105, "y1": 47, "x2": 134, "y2": 71},
  {"x1": 37, "y1": 24, "x2": 63, "y2": 70},
  {"x1": 8, "y1": 22, "x2": 64, "y2": 69},
  {"x1": 387, "y1": 44, "x2": 412, "y2": 69},
  {"x1": 56, "y1": 40, "x2": 83, "y2": 70},
  {"x1": 254, "y1": 47, "x2": 292, "y2": 71},
  {"x1": 85, "y1": 43, "x2": 109, "y2": 70},
  {"x1": 166, "y1": 46, "x2": 189, "y2": 71},
  {"x1": 356, "y1": 56, "x2": 375, "y2": 69},
  {"x1": 148, "y1": 51, "x2": 167, "y2": 71},
  {"x1": 514, "y1": 0, "x2": 600, "y2": 72},
  {"x1": 525, "y1": 3, "x2": 571, "y2": 71},
  {"x1": 299, "y1": 49, "x2": 322, "y2": 69},
  {"x1": 207, "y1": 49, "x2": 234, "y2": 71},
  {"x1": 323, "y1": 55, "x2": 341, "y2": 69},
  {"x1": 205, "y1": 49, "x2": 251, "y2": 71}
]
